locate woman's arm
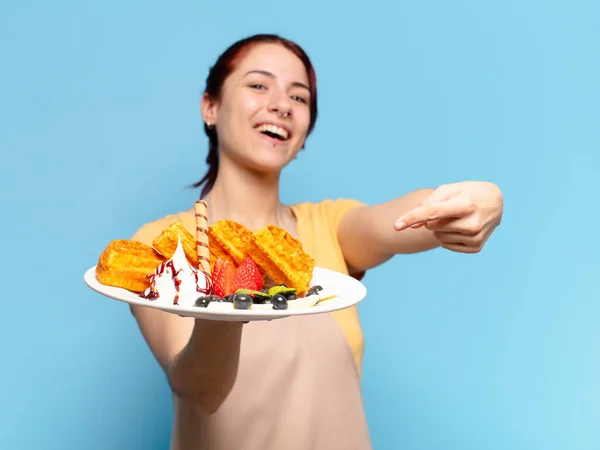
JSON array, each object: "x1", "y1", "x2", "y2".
[
  {"x1": 131, "y1": 305, "x2": 243, "y2": 414},
  {"x1": 338, "y1": 189, "x2": 439, "y2": 273},
  {"x1": 338, "y1": 181, "x2": 504, "y2": 273}
]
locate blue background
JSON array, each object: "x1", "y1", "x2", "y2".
[{"x1": 1, "y1": 0, "x2": 598, "y2": 449}]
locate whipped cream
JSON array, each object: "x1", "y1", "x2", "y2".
[{"x1": 141, "y1": 238, "x2": 211, "y2": 305}]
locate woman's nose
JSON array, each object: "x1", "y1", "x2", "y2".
[{"x1": 267, "y1": 91, "x2": 292, "y2": 118}]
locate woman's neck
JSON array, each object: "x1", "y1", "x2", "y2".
[{"x1": 202, "y1": 158, "x2": 295, "y2": 233}]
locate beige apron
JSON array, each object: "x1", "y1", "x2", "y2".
[{"x1": 170, "y1": 311, "x2": 372, "y2": 450}]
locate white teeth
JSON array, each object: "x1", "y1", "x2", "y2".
[{"x1": 256, "y1": 124, "x2": 289, "y2": 140}]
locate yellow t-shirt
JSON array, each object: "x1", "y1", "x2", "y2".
[{"x1": 131, "y1": 198, "x2": 367, "y2": 375}]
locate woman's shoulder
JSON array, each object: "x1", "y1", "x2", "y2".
[
  {"x1": 130, "y1": 209, "x2": 195, "y2": 246},
  {"x1": 292, "y1": 198, "x2": 367, "y2": 226}
]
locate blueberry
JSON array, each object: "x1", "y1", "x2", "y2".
[
  {"x1": 195, "y1": 296, "x2": 211, "y2": 308},
  {"x1": 232, "y1": 293, "x2": 252, "y2": 310},
  {"x1": 223, "y1": 295, "x2": 232, "y2": 302},
  {"x1": 285, "y1": 293, "x2": 298, "y2": 300},
  {"x1": 307, "y1": 285, "x2": 323, "y2": 296},
  {"x1": 271, "y1": 293, "x2": 288, "y2": 310}
]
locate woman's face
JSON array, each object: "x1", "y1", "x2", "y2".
[{"x1": 202, "y1": 43, "x2": 312, "y2": 174}]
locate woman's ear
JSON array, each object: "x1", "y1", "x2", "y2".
[{"x1": 200, "y1": 93, "x2": 218, "y2": 126}]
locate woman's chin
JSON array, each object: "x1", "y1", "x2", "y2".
[{"x1": 246, "y1": 153, "x2": 296, "y2": 174}]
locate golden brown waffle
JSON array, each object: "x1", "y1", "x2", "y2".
[
  {"x1": 207, "y1": 219, "x2": 254, "y2": 269},
  {"x1": 152, "y1": 222, "x2": 198, "y2": 266},
  {"x1": 96, "y1": 240, "x2": 166, "y2": 292},
  {"x1": 250, "y1": 225, "x2": 314, "y2": 294}
]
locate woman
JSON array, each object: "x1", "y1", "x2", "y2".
[{"x1": 130, "y1": 34, "x2": 503, "y2": 450}]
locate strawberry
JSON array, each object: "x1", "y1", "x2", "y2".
[
  {"x1": 213, "y1": 260, "x2": 235, "y2": 297},
  {"x1": 247, "y1": 258, "x2": 264, "y2": 289},
  {"x1": 232, "y1": 257, "x2": 263, "y2": 292},
  {"x1": 213, "y1": 258, "x2": 226, "y2": 277}
]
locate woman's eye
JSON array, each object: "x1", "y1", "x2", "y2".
[
  {"x1": 249, "y1": 84, "x2": 266, "y2": 90},
  {"x1": 292, "y1": 95, "x2": 307, "y2": 104}
]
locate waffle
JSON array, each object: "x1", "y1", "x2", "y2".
[
  {"x1": 152, "y1": 221, "x2": 198, "y2": 266},
  {"x1": 207, "y1": 219, "x2": 254, "y2": 269},
  {"x1": 250, "y1": 225, "x2": 314, "y2": 294},
  {"x1": 96, "y1": 240, "x2": 166, "y2": 292}
]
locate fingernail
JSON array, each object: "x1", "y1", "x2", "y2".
[{"x1": 395, "y1": 221, "x2": 406, "y2": 230}]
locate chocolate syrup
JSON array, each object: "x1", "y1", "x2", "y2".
[
  {"x1": 196, "y1": 271, "x2": 212, "y2": 295},
  {"x1": 144, "y1": 290, "x2": 159, "y2": 300}
]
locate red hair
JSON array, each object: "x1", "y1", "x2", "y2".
[{"x1": 191, "y1": 34, "x2": 318, "y2": 197}]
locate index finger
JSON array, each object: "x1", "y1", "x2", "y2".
[{"x1": 394, "y1": 197, "x2": 474, "y2": 230}]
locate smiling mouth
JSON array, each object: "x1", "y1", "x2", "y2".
[{"x1": 255, "y1": 124, "x2": 290, "y2": 141}]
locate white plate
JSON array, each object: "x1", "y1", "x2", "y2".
[{"x1": 83, "y1": 266, "x2": 367, "y2": 321}]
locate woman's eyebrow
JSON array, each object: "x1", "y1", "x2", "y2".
[{"x1": 244, "y1": 70, "x2": 310, "y2": 91}]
